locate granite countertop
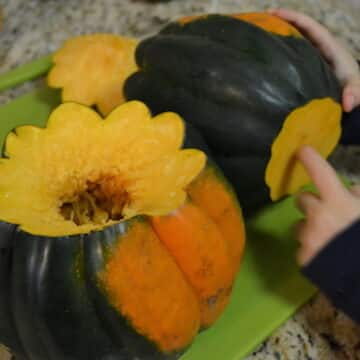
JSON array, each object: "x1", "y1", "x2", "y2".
[{"x1": 0, "y1": 0, "x2": 360, "y2": 359}]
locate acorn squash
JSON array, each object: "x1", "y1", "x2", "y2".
[
  {"x1": 0, "y1": 101, "x2": 245, "y2": 359},
  {"x1": 124, "y1": 13, "x2": 343, "y2": 213}
]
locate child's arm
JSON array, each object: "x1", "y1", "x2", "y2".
[
  {"x1": 295, "y1": 146, "x2": 360, "y2": 322},
  {"x1": 268, "y1": 9, "x2": 360, "y2": 113}
]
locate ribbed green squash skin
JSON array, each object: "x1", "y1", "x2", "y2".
[
  {"x1": 8, "y1": 229, "x2": 124, "y2": 359},
  {"x1": 0, "y1": 223, "x2": 26, "y2": 359},
  {"x1": 124, "y1": 14, "x2": 342, "y2": 213},
  {"x1": 0, "y1": 220, "x2": 183, "y2": 360}
]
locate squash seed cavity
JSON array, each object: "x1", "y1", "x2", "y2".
[{"x1": 60, "y1": 175, "x2": 130, "y2": 226}]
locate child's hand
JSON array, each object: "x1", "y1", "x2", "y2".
[
  {"x1": 295, "y1": 146, "x2": 360, "y2": 265},
  {"x1": 268, "y1": 8, "x2": 360, "y2": 113}
]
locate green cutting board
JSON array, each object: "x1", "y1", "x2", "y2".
[{"x1": 0, "y1": 64, "x2": 316, "y2": 360}]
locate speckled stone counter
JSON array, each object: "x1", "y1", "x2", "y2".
[{"x1": 0, "y1": 1, "x2": 360, "y2": 359}]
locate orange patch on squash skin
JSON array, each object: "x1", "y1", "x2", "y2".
[
  {"x1": 178, "y1": 12, "x2": 302, "y2": 37},
  {"x1": 187, "y1": 166, "x2": 246, "y2": 272},
  {"x1": 151, "y1": 203, "x2": 235, "y2": 328},
  {"x1": 178, "y1": 14, "x2": 207, "y2": 25},
  {"x1": 233, "y1": 13, "x2": 302, "y2": 37},
  {"x1": 101, "y1": 220, "x2": 200, "y2": 353}
]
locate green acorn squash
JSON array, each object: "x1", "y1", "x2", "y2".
[
  {"x1": 0, "y1": 101, "x2": 245, "y2": 359},
  {"x1": 124, "y1": 13, "x2": 343, "y2": 214}
]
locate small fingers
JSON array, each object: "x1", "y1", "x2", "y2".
[
  {"x1": 267, "y1": 9, "x2": 357, "y2": 79},
  {"x1": 297, "y1": 146, "x2": 347, "y2": 201},
  {"x1": 297, "y1": 245, "x2": 312, "y2": 266},
  {"x1": 350, "y1": 184, "x2": 360, "y2": 197},
  {"x1": 343, "y1": 80, "x2": 360, "y2": 112},
  {"x1": 295, "y1": 219, "x2": 314, "y2": 266},
  {"x1": 296, "y1": 191, "x2": 321, "y2": 215},
  {"x1": 267, "y1": 9, "x2": 320, "y2": 30},
  {"x1": 267, "y1": 9, "x2": 334, "y2": 53},
  {"x1": 294, "y1": 219, "x2": 307, "y2": 243}
]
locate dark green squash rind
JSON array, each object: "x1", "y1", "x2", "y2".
[
  {"x1": 159, "y1": 15, "x2": 338, "y2": 99},
  {"x1": 125, "y1": 14, "x2": 342, "y2": 213},
  {"x1": 214, "y1": 155, "x2": 270, "y2": 214},
  {"x1": 0, "y1": 222, "x2": 26, "y2": 358},
  {"x1": 11, "y1": 229, "x2": 51, "y2": 359},
  {"x1": 10, "y1": 231, "x2": 125, "y2": 360}
]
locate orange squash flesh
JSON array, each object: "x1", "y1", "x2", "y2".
[
  {"x1": 151, "y1": 203, "x2": 234, "y2": 328},
  {"x1": 101, "y1": 220, "x2": 201, "y2": 353},
  {"x1": 178, "y1": 12, "x2": 302, "y2": 37},
  {"x1": 187, "y1": 166, "x2": 246, "y2": 272}
]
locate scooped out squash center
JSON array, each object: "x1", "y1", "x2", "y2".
[
  {"x1": 60, "y1": 174, "x2": 131, "y2": 225},
  {"x1": 0, "y1": 101, "x2": 206, "y2": 236}
]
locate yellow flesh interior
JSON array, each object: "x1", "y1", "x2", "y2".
[
  {"x1": 0, "y1": 101, "x2": 206, "y2": 236},
  {"x1": 265, "y1": 98, "x2": 342, "y2": 201},
  {"x1": 47, "y1": 34, "x2": 138, "y2": 116}
]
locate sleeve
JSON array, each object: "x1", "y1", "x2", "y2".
[
  {"x1": 302, "y1": 219, "x2": 360, "y2": 324},
  {"x1": 340, "y1": 106, "x2": 360, "y2": 145}
]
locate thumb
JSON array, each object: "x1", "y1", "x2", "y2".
[
  {"x1": 343, "y1": 79, "x2": 360, "y2": 112},
  {"x1": 350, "y1": 185, "x2": 360, "y2": 197}
]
